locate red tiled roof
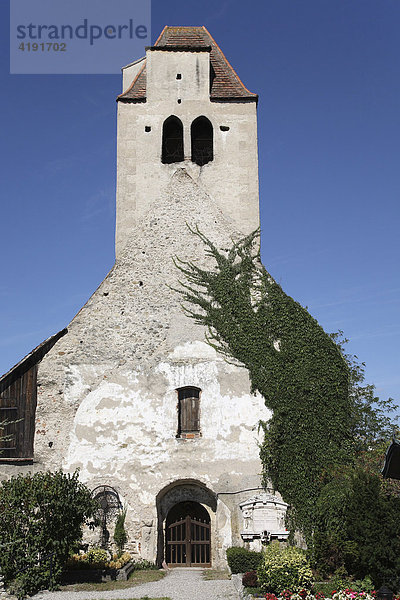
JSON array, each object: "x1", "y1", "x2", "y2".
[
  {"x1": 121, "y1": 62, "x2": 147, "y2": 102},
  {"x1": 118, "y1": 26, "x2": 257, "y2": 103}
]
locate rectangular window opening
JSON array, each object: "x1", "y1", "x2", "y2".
[{"x1": 177, "y1": 387, "x2": 201, "y2": 439}]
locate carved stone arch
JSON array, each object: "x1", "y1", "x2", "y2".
[
  {"x1": 191, "y1": 116, "x2": 213, "y2": 166},
  {"x1": 162, "y1": 115, "x2": 184, "y2": 164},
  {"x1": 156, "y1": 479, "x2": 217, "y2": 566}
]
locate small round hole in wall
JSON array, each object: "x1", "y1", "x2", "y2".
[
  {"x1": 220, "y1": 125, "x2": 230, "y2": 131},
  {"x1": 176, "y1": 73, "x2": 182, "y2": 80},
  {"x1": 145, "y1": 126, "x2": 151, "y2": 132},
  {"x1": 177, "y1": 99, "x2": 182, "y2": 104}
]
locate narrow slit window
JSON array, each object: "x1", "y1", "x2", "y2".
[
  {"x1": 162, "y1": 115, "x2": 184, "y2": 164},
  {"x1": 177, "y1": 387, "x2": 201, "y2": 439},
  {"x1": 191, "y1": 116, "x2": 213, "y2": 166}
]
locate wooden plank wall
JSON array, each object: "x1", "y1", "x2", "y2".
[{"x1": 0, "y1": 364, "x2": 38, "y2": 460}]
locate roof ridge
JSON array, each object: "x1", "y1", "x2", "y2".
[{"x1": 153, "y1": 24, "x2": 167, "y2": 46}]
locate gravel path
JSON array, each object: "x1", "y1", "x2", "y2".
[{"x1": 32, "y1": 568, "x2": 241, "y2": 600}]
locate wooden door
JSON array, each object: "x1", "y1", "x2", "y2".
[
  {"x1": 166, "y1": 514, "x2": 210, "y2": 567},
  {"x1": 189, "y1": 516, "x2": 211, "y2": 566}
]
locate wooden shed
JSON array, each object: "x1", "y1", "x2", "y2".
[{"x1": 0, "y1": 329, "x2": 67, "y2": 463}]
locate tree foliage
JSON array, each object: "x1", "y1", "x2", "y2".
[
  {"x1": 314, "y1": 468, "x2": 400, "y2": 589},
  {"x1": 332, "y1": 332, "x2": 398, "y2": 451},
  {"x1": 0, "y1": 470, "x2": 98, "y2": 596}
]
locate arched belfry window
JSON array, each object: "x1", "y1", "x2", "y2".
[
  {"x1": 177, "y1": 387, "x2": 201, "y2": 439},
  {"x1": 191, "y1": 116, "x2": 213, "y2": 166},
  {"x1": 162, "y1": 116, "x2": 184, "y2": 164}
]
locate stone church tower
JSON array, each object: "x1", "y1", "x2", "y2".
[{"x1": 0, "y1": 27, "x2": 288, "y2": 567}]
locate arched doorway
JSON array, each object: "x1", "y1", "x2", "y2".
[{"x1": 166, "y1": 501, "x2": 211, "y2": 567}]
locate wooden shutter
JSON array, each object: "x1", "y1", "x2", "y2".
[{"x1": 178, "y1": 387, "x2": 201, "y2": 438}]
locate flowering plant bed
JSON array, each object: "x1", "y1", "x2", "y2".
[
  {"x1": 63, "y1": 550, "x2": 134, "y2": 583},
  {"x1": 246, "y1": 590, "x2": 385, "y2": 600}
]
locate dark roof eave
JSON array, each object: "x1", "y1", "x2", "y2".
[
  {"x1": 117, "y1": 95, "x2": 258, "y2": 103},
  {"x1": 145, "y1": 45, "x2": 211, "y2": 52},
  {"x1": 0, "y1": 328, "x2": 68, "y2": 394},
  {"x1": 117, "y1": 96, "x2": 147, "y2": 103},
  {"x1": 210, "y1": 95, "x2": 258, "y2": 104}
]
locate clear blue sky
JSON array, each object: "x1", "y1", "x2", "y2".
[{"x1": 1, "y1": 1, "x2": 399, "y2": 408}]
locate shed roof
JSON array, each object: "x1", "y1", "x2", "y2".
[
  {"x1": 0, "y1": 328, "x2": 67, "y2": 394},
  {"x1": 118, "y1": 26, "x2": 257, "y2": 103}
]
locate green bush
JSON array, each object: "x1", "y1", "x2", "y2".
[
  {"x1": 313, "y1": 574, "x2": 374, "y2": 597},
  {"x1": 351, "y1": 576, "x2": 374, "y2": 593},
  {"x1": 257, "y1": 543, "x2": 313, "y2": 593},
  {"x1": 0, "y1": 470, "x2": 98, "y2": 596},
  {"x1": 226, "y1": 546, "x2": 263, "y2": 574},
  {"x1": 132, "y1": 558, "x2": 158, "y2": 570},
  {"x1": 86, "y1": 547, "x2": 109, "y2": 567},
  {"x1": 114, "y1": 507, "x2": 128, "y2": 556}
]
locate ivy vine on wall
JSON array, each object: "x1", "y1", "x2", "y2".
[{"x1": 174, "y1": 227, "x2": 354, "y2": 546}]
